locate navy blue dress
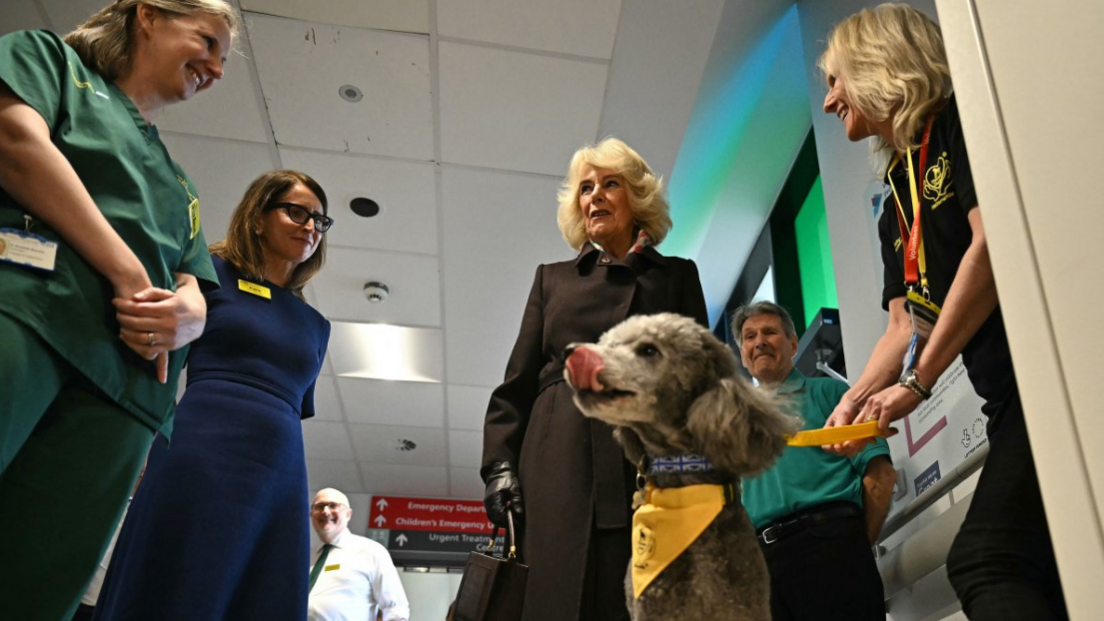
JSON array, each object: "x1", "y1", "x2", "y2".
[{"x1": 94, "y1": 256, "x2": 331, "y2": 620}]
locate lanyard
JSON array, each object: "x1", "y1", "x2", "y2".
[{"x1": 887, "y1": 111, "x2": 937, "y2": 296}]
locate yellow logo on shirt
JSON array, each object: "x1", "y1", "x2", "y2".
[
  {"x1": 68, "y1": 62, "x2": 109, "y2": 100},
  {"x1": 324, "y1": 564, "x2": 340, "y2": 571},
  {"x1": 925, "y1": 152, "x2": 955, "y2": 210}
]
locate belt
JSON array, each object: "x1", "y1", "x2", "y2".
[{"x1": 756, "y1": 501, "x2": 860, "y2": 545}]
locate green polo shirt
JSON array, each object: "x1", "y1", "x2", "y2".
[
  {"x1": 0, "y1": 30, "x2": 218, "y2": 436},
  {"x1": 741, "y1": 369, "x2": 892, "y2": 530}
]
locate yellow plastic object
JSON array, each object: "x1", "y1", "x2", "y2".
[{"x1": 786, "y1": 421, "x2": 886, "y2": 447}]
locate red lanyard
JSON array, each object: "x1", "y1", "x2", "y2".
[{"x1": 889, "y1": 111, "x2": 937, "y2": 291}]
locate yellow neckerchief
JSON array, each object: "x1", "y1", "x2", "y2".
[{"x1": 630, "y1": 483, "x2": 737, "y2": 599}]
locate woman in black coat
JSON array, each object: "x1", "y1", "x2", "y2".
[{"x1": 481, "y1": 137, "x2": 709, "y2": 621}]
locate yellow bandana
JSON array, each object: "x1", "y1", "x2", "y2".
[{"x1": 630, "y1": 483, "x2": 734, "y2": 599}]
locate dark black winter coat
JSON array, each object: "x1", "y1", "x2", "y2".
[{"x1": 482, "y1": 242, "x2": 709, "y2": 621}]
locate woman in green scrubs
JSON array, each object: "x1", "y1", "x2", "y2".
[{"x1": 0, "y1": 1, "x2": 239, "y2": 618}]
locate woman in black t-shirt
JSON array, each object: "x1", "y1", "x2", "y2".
[{"x1": 817, "y1": 4, "x2": 1067, "y2": 620}]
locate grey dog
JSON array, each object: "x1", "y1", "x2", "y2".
[{"x1": 565, "y1": 313, "x2": 799, "y2": 621}]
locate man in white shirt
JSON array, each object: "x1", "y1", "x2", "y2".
[{"x1": 308, "y1": 488, "x2": 411, "y2": 621}]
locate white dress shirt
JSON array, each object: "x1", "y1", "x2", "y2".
[{"x1": 307, "y1": 530, "x2": 411, "y2": 621}]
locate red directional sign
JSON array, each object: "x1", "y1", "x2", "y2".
[{"x1": 367, "y1": 496, "x2": 493, "y2": 534}]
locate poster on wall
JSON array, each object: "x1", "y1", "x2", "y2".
[{"x1": 884, "y1": 357, "x2": 988, "y2": 519}]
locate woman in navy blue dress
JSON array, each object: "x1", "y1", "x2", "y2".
[{"x1": 94, "y1": 170, "x2": 333, "y2": 620}]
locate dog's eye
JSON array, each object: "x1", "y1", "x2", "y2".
[{"x1": 635, "y1": 344, "x2": 660, "y2": 358}]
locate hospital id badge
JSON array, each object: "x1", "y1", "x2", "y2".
[
  {"x1": 905, "y1": 289, "x2": 941, "y2": 340},
  {"x1": 0, "y1": 228, "x2": 57, "y2": 272}
]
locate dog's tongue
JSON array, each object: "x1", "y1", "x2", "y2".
[{"x1": 566, "y1": 346, "x2": 605, "y2": 391}]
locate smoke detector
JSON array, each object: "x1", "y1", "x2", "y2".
[{"x1": 364, "y1": 282, "x2": 389, "y2": 303}]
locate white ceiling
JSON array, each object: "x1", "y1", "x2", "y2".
[{"x1": 1, "y1": 0, "x2": 740, "y2": 499}]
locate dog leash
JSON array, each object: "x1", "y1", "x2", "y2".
[{"x1": 786, "y1": 420, "x2": 889, "y2": 447}]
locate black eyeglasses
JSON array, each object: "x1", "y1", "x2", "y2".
[
  {"x1": 265, "y1": 202, "x2": 334, "y2": 233},
  {"x1": 311, "y1": 501, "x2": 347, "y2": 512}
]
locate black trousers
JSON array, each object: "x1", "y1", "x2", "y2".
[
  {"x1": 759, "y1": 511, "x2": 884, "y2": 620},
  {"x1": 579, "y1": 526, "x2": 631, "y2": 621},
  {"x1": 946, "y1": 392, "x2": 1068, "y2": 620}
]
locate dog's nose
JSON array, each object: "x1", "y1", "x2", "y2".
[{"x1": 565, "y1": 345, "x2": 604, "y2": 391}]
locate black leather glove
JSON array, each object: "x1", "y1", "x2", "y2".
[{"x1": 483, "y1": 461, "x2": 523, "y2": 528}]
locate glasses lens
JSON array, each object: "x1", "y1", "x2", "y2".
[
  {"x1": 285, "y1": 204, "x2": 309, "y2": 225},
  {"x1": 312, "y1": 502, "x2": 344, "y2": 512},
  {"x1": 315, "y1": 215, "x2": 333, "y2": 233}
]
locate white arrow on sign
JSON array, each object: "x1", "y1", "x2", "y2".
[
  {"x1": 376, "y1": 498, "x2": 389, "y2": 511},
  {"x1": 374, "y1": 515, "x2": 387, "y2": 527},
  {"x1": 396, "y1": 534, "x2": 408, "y2": 547}
]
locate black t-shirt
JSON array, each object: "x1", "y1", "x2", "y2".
[{"x1": 878, "y1": 95, "x2": 1016, "y2": 415}]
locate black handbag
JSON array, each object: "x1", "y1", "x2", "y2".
[{"x1": 454, "y1": 508, "x2": 529, "y2": 621}]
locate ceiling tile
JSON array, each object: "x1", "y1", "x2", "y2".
[
  {"x1": 440, "y1": 167, "x2": 574, "y2": 387},
  {"x1": 246, "y1": 13, "x2": 433, "y2": 160},
  {"x1": 447, "y1": 385, "x2": 492, "y2": 430},
  {"x1": 338, "y1": 377, "x2": 445, "y2": 427},
  {"x1": 311, "y1": 376, "x2": 343, "y2": 421},
  {"x1": 241, "y1": 0, "x2": 429, "y2": 34},
  {"x1": 447, "y1": 430, "x2": 482, "y2": 468},
  {"x1": 438, "y1": 0, "x2": 622, "y2": 59},
  {"x1": 302, "y1": 420, "x2": 356, "y2": 460},
  {"x1": 1, "y1": 2, "x2": 48, "y2": 36},
  {"x1": 449, "y1": 467, "x2": 484, "y2": 500},
  {"x1": 349, "y1": 424, "x2": 446, "y2": 466},
  {"x1": 158, "y1": 133, "x2": 277, "y2": 245},
  {"x1": 38, "y1": 0, "x2": 103, "y2": 33},
  {"x1": 438, "y1": 41, "x2": 608, "y2": 175},
  {"x1": 307, "y1": 459, "x2": 364, "y2": 494},
  {"x1": 279, "y1": 148, "x2": 438, "y2": 255},
  {"x1": 358, "y1": 463, "x2": 448, "y2": 497},
  {"x1": 154, "y1": 53, "x2": 270, "y2": 144},
  {"x1": 309, "y1": 247, "x2": 441, "y2": 326}
]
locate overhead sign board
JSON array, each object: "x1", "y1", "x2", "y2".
[{"x1": 367, "y1": 495, "x2": 501, "y2": 564}]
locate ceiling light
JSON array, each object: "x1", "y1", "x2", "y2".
[
  {"x1": 330, "y1": 321, "x2": 443, "y2": 383},
  {"x1": 350, "y1": 197, "x2": 380, "y2": 217}
]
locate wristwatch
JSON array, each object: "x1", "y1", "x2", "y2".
[{"x1": 899, "y1": 369, "x2": 932, "y2": 400}]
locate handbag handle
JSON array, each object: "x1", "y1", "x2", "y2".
[{"x1": 484, "y1": 503, "x2": 519, "y2": 559}]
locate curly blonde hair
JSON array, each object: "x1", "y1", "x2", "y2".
[
  {"x1": 556, "y1": 137, "x2": 672, "y2": 251},
  {"x1": 818, "y1": 3, "x2": 952, "y2": 160},
  {"x1": 64, "y1": 0, "x2": 240, "y2": 81},
  {"x1": 209, "y1": 170, "x2": 328, "y2": 300}
]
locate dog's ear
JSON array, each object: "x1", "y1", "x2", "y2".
[{"x1": 686, "y1": 377, "x2": 800, "y2": 477}]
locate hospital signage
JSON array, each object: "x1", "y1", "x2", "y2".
[
  {"x1": 367, "y1": 495, "x2": 494, "y2": 534},
  {"x1": 367, "y1": 495, "x2": 498, "y2": 558}
]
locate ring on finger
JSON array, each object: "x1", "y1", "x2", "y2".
[{"x1": 147, "y1": 331, "x2": 156, "y2": 346}]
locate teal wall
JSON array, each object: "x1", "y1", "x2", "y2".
[{"x1": 794, "y1": 175, "x2": 838, "y2": 327}]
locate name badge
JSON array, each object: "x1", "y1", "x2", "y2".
[
  {"x1": 238, "y1": 279, "x2": 271, "y2": 299},
  {"x1": 188, "y1": 198, "x2": 201, "y2": 240},
  {"x1": 324, "y1": 564, "x2": 340, "y2": 571},
  {"x1": 0, "y1": 228, "x2": 58, "y2": 272}
]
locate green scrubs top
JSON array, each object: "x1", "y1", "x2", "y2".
[
  {"x1": 0, "y1": 30, "x2": 218, "y2": 436},
  {"x1": 741, "y1": 369, "x2": 892, "y2": 529}
]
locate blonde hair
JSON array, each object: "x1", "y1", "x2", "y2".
[
  {"x1": 556, "y1": 137, "x2": 672, "y2": 251},
  {"x1": 209, "y1": 170, "x2": 328, "y2": 300},
  {"x1": 818, "y1": 3, "x2": 952, "y2": 160},
  {"x1": 64, "y1": 0, "x2": 240, "y2": 81}
]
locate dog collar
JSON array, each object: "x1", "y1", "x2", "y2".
[{"x1": 647, "y1": 454, "x2": 715, "y2": 475}]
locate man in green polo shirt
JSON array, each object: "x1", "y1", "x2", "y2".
[{"x1": 733, "y1": 301, "x2": 896, "y2": 621}]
